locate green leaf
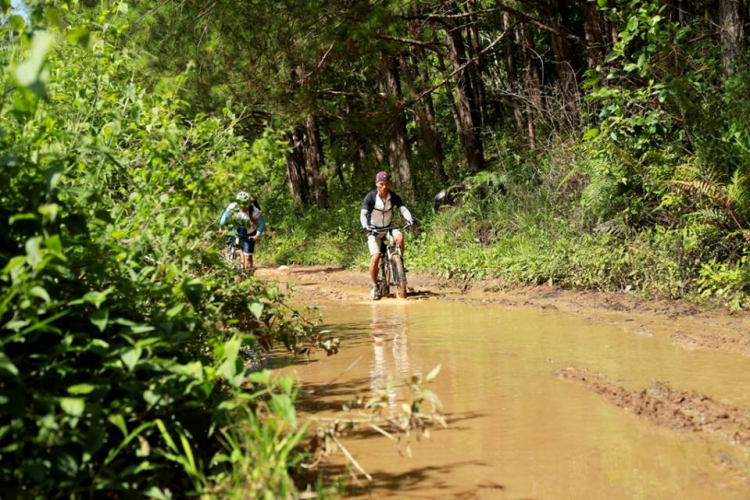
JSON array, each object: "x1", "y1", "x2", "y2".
[
  {"x1": 55, "y1": 452, "x2": 79, "y2": 478},
  {"x1": 121, "y1": 347, "x2": 142, "y2": 370},
  {"x1": 218, "y1": 336, "x2": 241, "y2": 386},
  {"x1": 425, "y1": 364, "x2": 441, "y2": 383},
  {"x1": 108, "y1": 413, "x2": 128, "y2": 437},
  {"x1": 38, "y1": 203, "x2": 59, "y2": 222},
  {"x1": 270, "y1": 393, "x2": 297, "y2": 428},
  {"x1": 85, "y1": 338, "x2": 110, "y2": 356},
  {"x1": 30, "y1": 286, "x2": 51, "y2": 303},
  {"x1": 67, "y1": 384, "x2": 96, "y2": 395},
  {"x1": 626, "y1": 16, "x2": 639, "y2": 32},
  {"x1": 583, "y1": 128, "x2": 600, "y2": 141},
  {"x1": 60, "y1": 397, "x2": 85, "y2": 417},
  {"x1": 13, "y1": 31, "x2": 55, "y2": 96},
  {"x1": 154, "y1": 419, "x2": 179, "y2": 453},
  {"x1": 145, "y1": 487, "x2": 173, "y2": 500},
  {"x1": 166, "y1": 303, "x2": 184, "y2": 318},
  {"x1": 44, "y1": 164, "x2": 64, "y2": 190},
  {"x1": 0, "y1": 352, "x2": 19, "y2": 377},
  {"x1": 83, "y1": 425, "x2": 107, "y2": 462},
  {"x1": 67, "y1": 27, "x2": 90, "y2": 48},
  {"x1": 82, "y1": 287, "x2": 114, "y2": 308},
  {"x1": 25, "y1": 237, "x2": 43, "y2": 267},
  {"x1": 91, "y1": 309, "x2": 109, "y2": 332},
  {"x1": 8, "y1": 14, "x2": 25, "y2": 32},
  {"x1": 2, "y1": 255, "x2": 26, "y2": 274},
  {"x1": 130, "y1": 325, "x2": 155, "y2": 334},
  {"x1": 249, "y1": 300, "x2": 264, "y2": 319}
]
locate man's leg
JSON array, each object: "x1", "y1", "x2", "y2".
[
  {"x1": 394, "y1": 232, "x2": 405, "y2": 255},
  {"x1": 369, "y1": 253, "x2": 380, "y2": 286},
  {"x1": 241, "y1": 231, "x2": 256, "y2": 273},
  {"x1": 367, "y1": 234, "x2": 382, "y2": 299},
  {"x1": 242, "y1": 253, "x2": 252, "y2": 271}
]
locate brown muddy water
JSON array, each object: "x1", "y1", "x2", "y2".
[{"x1": 275, "y1": 298, "x2": 750, "y2": 499}]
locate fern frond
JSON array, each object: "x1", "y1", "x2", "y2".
[{"x1": 670, "y1": 179, "x2": 728, "y2": 206}]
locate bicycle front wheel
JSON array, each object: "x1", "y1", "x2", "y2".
[
  {"x1": 378, "y1": 256, "x2": 390, "y2": 298},
  {"x1": 391, "y1": 254, "x2": 407, "y2": 299}
]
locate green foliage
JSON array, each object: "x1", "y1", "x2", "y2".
[
  {"x1": 695, "y1": 257, "x2": 750, "y2": 310},
  {"x1": 1, "y1": 9, "x2": 328, "y2": 499}
]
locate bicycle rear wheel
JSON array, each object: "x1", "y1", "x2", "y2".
[{"x1": 391, "y1": 254, "x2": 407, "y2": 299}]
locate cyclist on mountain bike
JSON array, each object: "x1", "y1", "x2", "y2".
[
  {"x1": 360, "y1": 171, "x2": 414, "y2": 300},
  {"x1": 219, "y1": 191, "x2": 266, "y2": 272}
]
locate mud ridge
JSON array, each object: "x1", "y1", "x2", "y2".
[
  {"x1": 557, "y1": 367, "x2": 750, "y2": 449},
  {"x1": 670, "y1": 331, "x2": 750, "y2": 356}
]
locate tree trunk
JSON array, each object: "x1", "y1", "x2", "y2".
[
  {"x1": 583, "y1": 1, "x2": 607, "y2": 70},
  {"x1": 344, "y1": 96, "x2": 366, "y2": 179},
  {"x1": 548, "y1": 0, "x2": 580, "y2": 128},
  {"x1": 304, "y1": 113, "x2": 328, "y2": 208},
  {"x1": 720, "y1": 0, "x2": 743, "y2": 74},
  {"x1": 286, "y1": 129, "x2": 309, "y2": 206},
  {"x1": 379, "y1": 55, "x2": 416, "y2": 200},
  {"x1": 503, "y1": 12, "x2": 526, "y2": 135},
  {"x1": 520, "y1": 22, "x2": 539, "y2": 150},
  {"x1": 401, "y1": 50, "x2": 447, "y2": 183},
  {"x1": 467, "y1": 0, "x2": 488, "y2": 128},
  {"x1": 435, "y1": 38, "x2": 464, "y2": 162},
  {"x1": 445, "y1": 16, "x2": 485, "y2": 172}
]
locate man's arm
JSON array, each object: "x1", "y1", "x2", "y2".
[
  {"x1": 360, "y1": 191, "x2": 375, "y2": 230},
  {"x1": 360, "y1": 209, "x2": 371, "y2": 230},
  {"x1": 399, "y1": 205, "x2": 414, "y2": 224},
  {"x1": 255, "y1": 214, "x2": 266, "y2": 236},
  {"x1": 390, "y1": 193, "x2": 414, "y2": 224},
  {"x1": 219, "y1": 203, "x2": 235, "y2": 228}
]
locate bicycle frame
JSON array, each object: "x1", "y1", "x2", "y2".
[{"x1": 371, "y1": 225, "x2": 410, "y2": 298}]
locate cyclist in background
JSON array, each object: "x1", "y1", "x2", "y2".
[
  {"x1": 360, "y1": 171, "x2": 414, "y2": 300},
  {"x1": 219, "y1": 191, "x2": 266, "y2": 272}
]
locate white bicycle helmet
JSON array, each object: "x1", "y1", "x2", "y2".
[{"x1": 236, "y1": 191, "x2": 250, "y2": 203}]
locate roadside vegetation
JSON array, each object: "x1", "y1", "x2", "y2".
[{"x1": 1, "y1": 4, "x2": 343, "y2": 499}]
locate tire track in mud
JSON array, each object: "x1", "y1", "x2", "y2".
[
  {"x1": 670, "y1": 331, "x2": 750, "y2": 356},
  {"x1": 557, "y1": 367, "x2": 750, "y2": 450}
]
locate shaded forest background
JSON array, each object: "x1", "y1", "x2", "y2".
[{"x1": 125, "y1": 0, "x2": 750, "y2": 307}]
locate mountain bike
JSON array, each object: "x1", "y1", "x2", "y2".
[
  {"x1": 223, "y1": 231, "x2": 242, "y2": 270},
  {"x1": 370, "y1": 224, "x2": 412, "y2": 299},
  {"x1": 223, "y1": 229, "x2": 256, "y2": 275}
]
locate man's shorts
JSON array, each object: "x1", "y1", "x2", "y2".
[
  {"x1": 368, "y1": 229, "x2": 402, "y2": 256},
  {"x1": 225, "y1": 227, "x2": 257, "y2": 255}
]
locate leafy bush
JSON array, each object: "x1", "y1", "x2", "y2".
[{"x1": 1, "y1": 8, "x2": 328, "y2": 499}]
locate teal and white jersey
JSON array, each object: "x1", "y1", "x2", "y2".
[{"x1": 219, "y1": 201, "x2": 263, "y2": 232}]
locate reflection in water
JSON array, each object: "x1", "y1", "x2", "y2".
[
  {"x1": 368, "y1": 303, "x2": 421, "y2": 416},
  {"x1": 282, "y1": 300, "x2": 750, "y2": 499}
]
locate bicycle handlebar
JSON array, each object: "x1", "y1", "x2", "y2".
[{"x1": 362, "y1": 223, "x2": 415, "y2": 235}]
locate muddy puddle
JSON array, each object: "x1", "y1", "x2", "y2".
[{"x1": 269, "y1": 274, "x2": 750, "y2": 499}]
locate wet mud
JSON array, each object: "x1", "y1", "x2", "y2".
[
  {"x1": 259, "y1": 265, "x2": 750, "y2": 498},
  {"x1": 557, "y1": 367, "x2": 750, "y2": 450}
]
